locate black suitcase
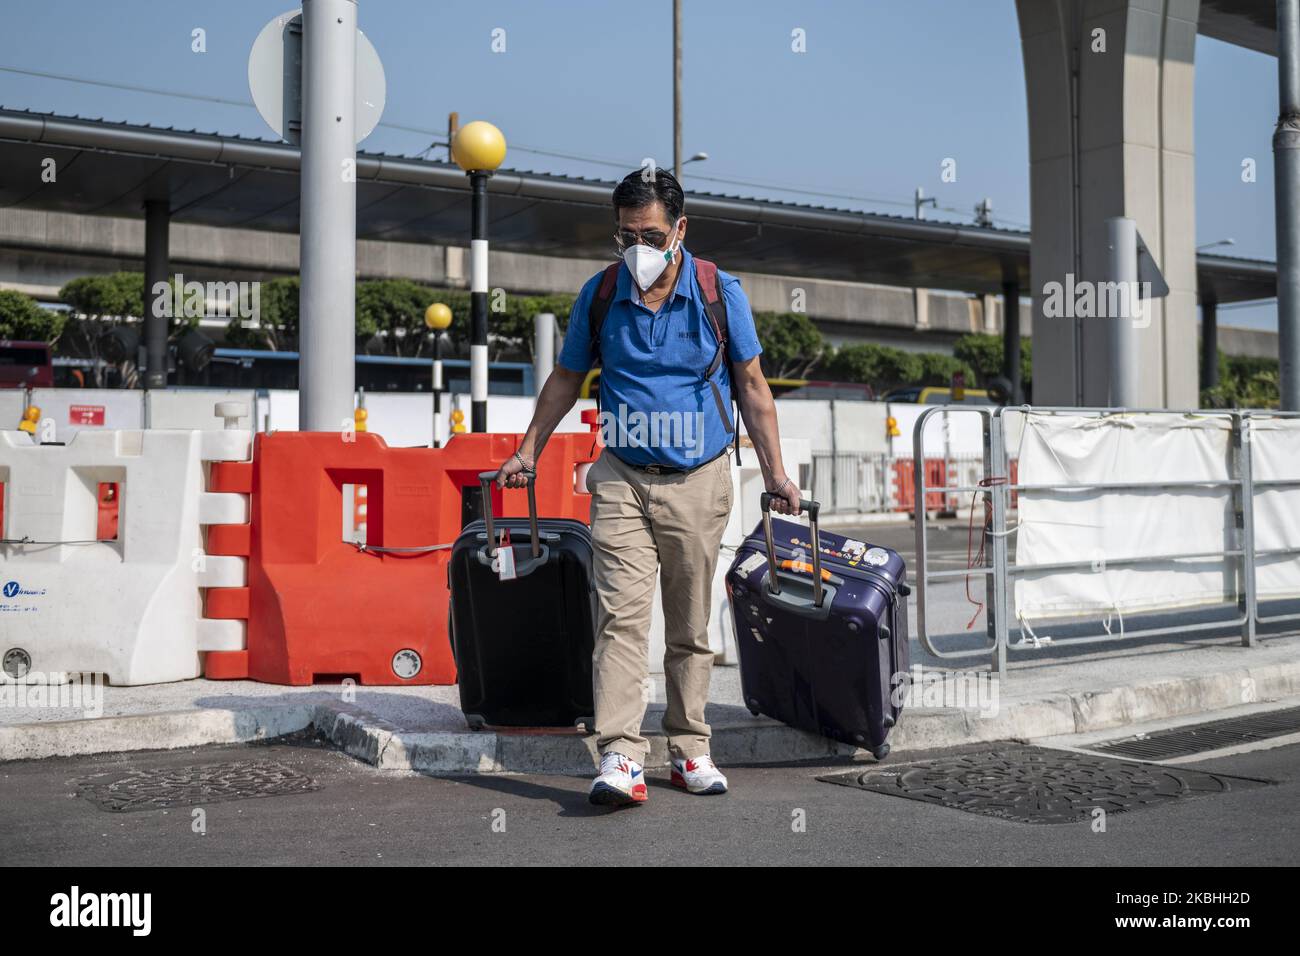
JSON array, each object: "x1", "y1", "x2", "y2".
[
  {"x1": 725, "y1": 493, "x2": 910, "y2": 759},
  {"x1": 448, "y1": 470, "x2": 596, "y2": 732}
]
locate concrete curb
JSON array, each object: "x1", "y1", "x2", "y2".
[
  {"x1": 4, "y1": 658, "x2": 1299, "y2": 773},
  {"x1": 0, "y1": 705, "x2": 315, "y2": 762}
]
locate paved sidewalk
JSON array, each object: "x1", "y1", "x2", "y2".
[{"x1": 3, "y1": 634, "x2": 1298, "y2": 774}]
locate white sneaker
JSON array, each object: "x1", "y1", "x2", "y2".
[
  {"x1": 589, "y1": 751, "x2": 648, "y2": 806},
  {"x1": 670, "y1": 754, "x2": 728, "y2": 795}
]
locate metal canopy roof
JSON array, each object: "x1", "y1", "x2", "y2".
[
  {"x1": 1199, "y1": 0, "x2": 1277, "y2": 56},
  {"x1": 0, "y1": 108, "x2": 1277, "y2": 304}
]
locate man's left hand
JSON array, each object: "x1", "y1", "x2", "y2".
[{"x1": 768, "y1": 475, "x2": 802, "y2": 516}]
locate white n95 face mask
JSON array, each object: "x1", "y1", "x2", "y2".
[{"x1": 623, "y1": 219, "x2": 683, "y2": 290}]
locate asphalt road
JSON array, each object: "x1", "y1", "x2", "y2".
[{"x1": 2, "y1": 732, "x2": 1295, "y2": 866}]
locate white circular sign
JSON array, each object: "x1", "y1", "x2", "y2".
[
  {"x1": 392, "y1": 648, "x2": 422, "y2": 680},
  {"x1": 248, "y1": 8, "x2": 387, "y2": 146}
]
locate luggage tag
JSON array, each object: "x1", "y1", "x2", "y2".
[{"x1": 492, "y1": 527, "x2": 518, "y2": 581}]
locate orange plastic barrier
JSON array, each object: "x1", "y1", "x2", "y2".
[
  {"x1": 203, "y1": 429, "x2": 598, "y2": 686},
  {"x1": 892, "y1": 458, "x2": 949, "y2": 512}
]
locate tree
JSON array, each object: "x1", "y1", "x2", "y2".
[
  {"x1": 356, "y1": 279, "x2": 440, "y2": 356},
  {"x1": 59, "y1": 272, "x2": 144, "y2": 320},
  {"x1": 224, "y1": 276, "x2": 301, "y2": 352},
  {"x1": 753, "y1": 311, "x2": 825, "y2": 378},
  {"x1": 487, "y1": 292, "x2": 577, "y2": 361},
  {"x1": 58, "y1": 272, "x2": 152, "y2": 386},
  {"x1": 1202, "y1": 353, "x2": 1280, "y2": 409},
  {"x1": 823, "y1": 343, "x2": 922, "y2": 390},
  {"x1": 953, "y1": 332, "x2": 1032, "y2": 387},
  {"x1": 0, "y1": 289, "x2": 66, "y2": 344},
  {"x1": 915, "y1": 352, "x2": 975, "y2": 387}
]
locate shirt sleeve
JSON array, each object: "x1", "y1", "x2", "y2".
[
  {"x1": 557, "y1": 273, "x2": 600, "y2": 373},
  {"x1": 720, "y1": 272, "x2": 763, "y2": 363}
]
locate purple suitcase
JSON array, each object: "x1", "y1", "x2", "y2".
[{"x1": 725, "y1": 493, "x2": 910, "y2": 759}]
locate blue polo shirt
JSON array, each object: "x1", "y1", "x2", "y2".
[{"x1": 558, "y1": 247, "x2": 762, "y2": 468}]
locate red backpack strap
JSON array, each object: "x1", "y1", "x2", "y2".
[
  {"x1": 693, "y1": 259, "x2": 729, "y2": 361},
  {"x1": 692, "y1": 259, "x2": 739, "y2": 452},
  {"x1": 587, "y1": 263, "x2": 622, "y2": 365}
]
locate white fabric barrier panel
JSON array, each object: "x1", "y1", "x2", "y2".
[
  {"x1": 1014, "y1": 413, "x2": 1250, "y2": 624},
  {"x1": 27, "y1": 388, "x2": 143, "y2": 440},
  {"x1": 1247, "y1": 417, "x2": 1300, "y2": 600},
  {"x1": 0, "y1": 421, "x2": 251, "y2": 685}
]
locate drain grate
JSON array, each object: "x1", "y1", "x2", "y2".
[
  {"x1": 77, "y1": 760, "x2": 320, "y2": 813},
  {"x1": 818, "y1": 744, "x2": 1271, "y2": 825},
  {"x1": 1090, "y1": 705, "x2": 1300, "y2": 761}
]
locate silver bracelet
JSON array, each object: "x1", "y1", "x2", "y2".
[{"x1": 771, "y1": 476, "x2": 792, "y2": 496}]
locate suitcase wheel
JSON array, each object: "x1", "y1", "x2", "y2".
[
  {"x1": 872, "y1": 744, "x2": 891, "y2": 761},
  {"x1": 575, "y1": 716, "x2": 596, "y2": 736},
  {"x1": 746, "y1": 699, "x2": 762, "y2": 717},
  {"x1": 465, "y1": 714, "x2": 486, "y2": 732}
]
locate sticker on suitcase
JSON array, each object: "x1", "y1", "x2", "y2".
[{"x1": 784, "y1": 533, "x2": 867, "y2": 566}]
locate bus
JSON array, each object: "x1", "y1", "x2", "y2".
[
  {"x1": 882, "y1": 385, "x2": 993, "y2": 405},
  {"x1": 0, "y1": 340, "x2": 54, "y2": 388}
]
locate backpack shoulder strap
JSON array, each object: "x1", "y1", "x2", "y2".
[
  {"x1": 692, "y1": 258, "x2": 729, "y2": 357},
  {"x1": 692, "y1": 258, "x2": 740, "y2": 450},
  {"x1": 587, "y1": 263, "x2": 622, "y2": 364}
]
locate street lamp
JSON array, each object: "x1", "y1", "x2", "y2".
[
  {"x1": 451, "y1": 119, "x2": 507, "y2": 433},
  {"x1": 682, "y1": 151, "x2": 708, "y2": 165},
  {"x1": 425, "y1": 301, "x2": 453, "y2": 447},
  {"x1": 1197, "y1": 238, "x2": 1236, "y2": 252}
]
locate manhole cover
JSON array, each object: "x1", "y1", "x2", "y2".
[
  {"x1": 77, "y1": 760, "x2": 320, "y2": 813},
  {"x1": 818, "y1": 744, "x2": 1272, "y2": 825},
  {"x1": 1090, "y1": 705, "x2": 1300, "y2": 760}
]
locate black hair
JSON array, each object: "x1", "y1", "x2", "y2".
[{"x1": 612, "y1": 167, "x2": 684, "y2": 223}]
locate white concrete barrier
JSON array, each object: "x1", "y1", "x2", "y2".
[
  {"x1": 0, "y1": 411, "x2": 251, "y2": 685},
  {"x1": 0, "y1": 391, "x2": 25, "y2": 430},
  {"x1": 27, "y1": 388, "x2": 144, "y2": 441},
  {"x1": 146, "y1": 389, "x2": 257, "y2": 430}
]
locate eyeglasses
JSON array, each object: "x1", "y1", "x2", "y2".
[{"x1": 615, "y1": 228, "x2": 672, "y2": 251}]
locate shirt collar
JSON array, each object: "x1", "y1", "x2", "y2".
[{"x1": 616, "y1": 245, "x2": 696, "y2": 304}]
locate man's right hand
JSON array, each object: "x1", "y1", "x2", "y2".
[{"x1": 496, "y1": 451, "x2": 536, "y2": 489}]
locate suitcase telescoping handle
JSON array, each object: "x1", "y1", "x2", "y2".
[
  {"x1": 760, "y1": 491, "x2": 824, "y2": 608},
  {"x1": 478, "y1": 468, "x2": 541, "y2": 559}
]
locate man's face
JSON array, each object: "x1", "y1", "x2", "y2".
[{"x1": 616, "y1": 202, "x2": 685, "y2": 251}]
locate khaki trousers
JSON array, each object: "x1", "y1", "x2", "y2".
[{"x1": 585, "y1": 447, "x2": 733, "y2": 764}]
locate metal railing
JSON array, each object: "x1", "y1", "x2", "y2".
[
  {"x1": 912, "y1": 405, "x2": 1300, "y2": 677},
  {"x1": 808, "y1": 449, "x2": 988, "y2": 515}
]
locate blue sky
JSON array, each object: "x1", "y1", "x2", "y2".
[{"x1": 0, "y1": 0, "x2": 1283, "y2": 328}]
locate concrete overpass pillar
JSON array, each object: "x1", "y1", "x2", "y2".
[{"x1": 1016, "y1": 0, "x2": 1200, "y2": 407}]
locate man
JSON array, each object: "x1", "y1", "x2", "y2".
[{"x1": 496, "y1": 168, "x2": 800, "y2": 807}]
